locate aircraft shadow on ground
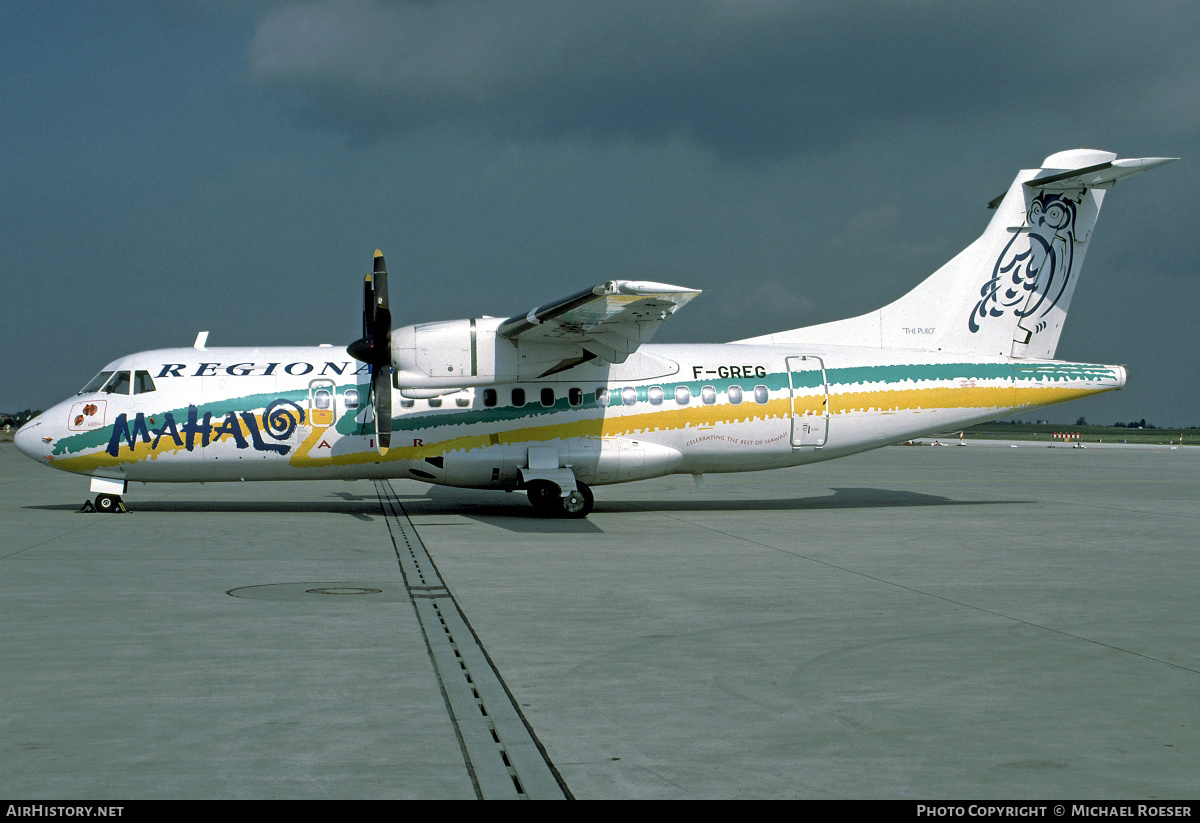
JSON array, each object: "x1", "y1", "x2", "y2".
[
  {"x1": 26, "y1": 486, "x2": 1027, "y2": 533},
  {"x1": 602, "y1": 486, "x2": 1027, "y2": 513},
  {"x1": 27, "y1": 499, "x2": 385, "y2": 521},
  {"x1": 407, "y1": 486, "x2": 1029, "y2": 535}
]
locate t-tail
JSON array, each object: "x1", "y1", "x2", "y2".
[{"x1": 737, "y1": 149, "x2": 1176, "y2": 359}]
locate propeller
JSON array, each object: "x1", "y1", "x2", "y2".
[{"x1": 347, "y1": 250, "x2": 393, "y2": 455}]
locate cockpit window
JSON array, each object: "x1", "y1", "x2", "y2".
[
  {"x1": 102, "y1": 371, "x2": 131, "y2": 395},
  {"x1": 134, "y1": 371, "x2": 156, "y2": 394},
  {"x1": 80, "y1": 371, "x2": 114, "y2": 394}
]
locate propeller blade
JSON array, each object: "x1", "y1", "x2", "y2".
[
  {"x1": 370, "y1": 250, "x2": 390, "y2": 352},
  {"x1": 373, "y1": 364, "x2": 391, "y2": 455},
  {"x1": 348, "y1": 250, "x2": 391, "y2": 366},
  {"x1": 361, "y1": 268, "x2": 374, "y2": 340},
  {"x1": 373, "y1": 249, "x2": 388, "y2": 307},
  {"x1": 348, "y1": 249, "x2": 395, "y2": 456}
]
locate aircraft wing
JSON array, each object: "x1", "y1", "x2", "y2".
[{"x1": 496, "y1": 280, "x2": 700, "y2": 364}]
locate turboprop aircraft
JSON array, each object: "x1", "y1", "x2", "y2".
[{"x1": 15, "y1": 149, "x2": 1175, "y2": 517}]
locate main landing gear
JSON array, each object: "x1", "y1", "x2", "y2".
[
  {"x1": 526, "y1": 480, "x2": 594, "y2": 519},
  {"x1": 78, "y1": 494, "x2": 127, "y2": 513}
]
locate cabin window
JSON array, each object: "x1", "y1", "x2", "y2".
[
  {"x1": 754, "y1": 385, "x2": 769, "y2": 404},
  {"x1": 483, "y1": 388, "x2": 498, "y2": 407},
  {"x1": 344, "y1": 389, "x2": 360, "y2": 408},
  {"x1": 133, "y1": 371, "x2": 156, "y2": 394},
  {"x1": 428, "y1": 397, "x2": 443, "y2": 408},
  {"x1": 313, "y1": 389, "x2": 332, "y2": 410},
  {"x1": 648, "y1": 386, "x2": 664, "y2": 405},
  {"x1": 674, "y1": 386, "x2": 690, "y2": 405},
  {"x1": 727, "y1": 385, "x2": 743, "y2": 405},
  {"x1": 512, "y1": 388, "x2": 526, "y2": 407},
  {"x1": 596, "y1": 388, "x2": 610, "y2": 406},
  {"x1": 568, "y1": 387, "x2": 583, "y2": 407},
  {"x1": 456, "y1": 395, "x2": 470, "y2": 408},
  {"x1": 701, "y1": 385, "x2": 716, "y2": 405},
  {"x1": 621, "y1": 387, "x2": 637, "y2": 406},
  {"x1": 80, "y1": 371, "x2": 114, "y2": 394},
  {"x1": 400, "y1": 398, "x2": 415, "y2": 408},
  {"x1": 541, "y1": 387, "x2": 555, "y2": 407},
  {"x1": 103, "y1": 371, "x2": 131, "y2": 395}
]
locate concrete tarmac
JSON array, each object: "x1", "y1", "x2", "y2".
[{"x1": 2, "y1": 440, "x2": 1197, "y2": 799}]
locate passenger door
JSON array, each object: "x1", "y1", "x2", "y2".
[
  {"x1": 786, "y1": 355, "x2": 829, "y2": 447},
  {"x1": 308, "y1": 379, "x2": 337, "y2": 428}
]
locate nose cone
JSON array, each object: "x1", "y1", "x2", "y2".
[{"x1": 14, "y1": 416, "x2": 44, "y2": 461}]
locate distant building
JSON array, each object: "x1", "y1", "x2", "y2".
[{"x1": 1, "y1": 410, "x2": 42, "y2": 429}]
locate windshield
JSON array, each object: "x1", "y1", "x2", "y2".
[
  {"x1": 79, "y1": 371, "x2": 114, "y2": 394},
  {"x1": 102, "y1": 371, "x2": 131, "y2": 395}
]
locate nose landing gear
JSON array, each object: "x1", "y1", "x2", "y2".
[{"x1": 78, "y1": 493, "x2": 127, "y2": 513}]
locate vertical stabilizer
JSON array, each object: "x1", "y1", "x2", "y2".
[{"x1": 735, "y1": 150, "x2": 1175, "y2": 359}]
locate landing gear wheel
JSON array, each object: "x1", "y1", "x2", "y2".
[
  {"x1": 94, "y1": 494, "x2": 125, "y2": 513},
  {"x1": 558, "y1": 483, "x2": 593, "y2": 519},
  {"x1": 526, "y1": 481, "x2": 560, "y2": 515}
]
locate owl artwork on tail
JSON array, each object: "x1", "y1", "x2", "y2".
[{"x1": 969, "y1": 191, "x2": 1078, "y2": 334}]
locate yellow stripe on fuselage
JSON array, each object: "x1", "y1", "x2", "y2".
[
  {"x1": 49, "y1": 381, "x2": 1113, "y2": 474},
  {"x1": 288, "y1": 382, "x2": 1109, "y2": 467}
]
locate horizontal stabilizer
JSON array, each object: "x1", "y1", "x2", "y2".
[
  {"x1": 988, "y1": 153, "x2": 1176, "y2": 208},
  {"x1": 1027, "y1": 156, "x2": 1177, "y2": 191}
]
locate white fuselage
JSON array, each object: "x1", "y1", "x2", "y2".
[{"x1": 16, "y1": 342, "x2": 1126, "y2": 491}]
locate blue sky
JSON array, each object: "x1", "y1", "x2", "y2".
[{"x1": 4, "y1": 1, "x2": 1198, "y2": 425}]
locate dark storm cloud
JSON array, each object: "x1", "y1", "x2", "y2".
[
  {"x1": 5, "y1": 1, "x2": 1198, "y2": 427},
  {"x1": 248, "y1": 0, "x2": 1193, "y2": 160}
]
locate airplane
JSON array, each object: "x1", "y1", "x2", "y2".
[{"x1": 15, "y1": 149, "x2": 1175, "y2": 518}]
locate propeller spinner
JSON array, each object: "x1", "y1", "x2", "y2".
[{"x1": 347, "y1": 250, "x2": 393, "y2": 455}]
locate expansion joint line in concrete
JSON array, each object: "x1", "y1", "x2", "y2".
[{"x1": 374, "y1": 480, "x2": 572, "y2": 800}]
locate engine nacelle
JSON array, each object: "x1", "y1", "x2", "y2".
[
  {"x1": 390, "y1": 315, "x2": 683, "y2": 389},
  {"x1": 391, "y1": 317, "x2": 519, "y2": 388}
]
